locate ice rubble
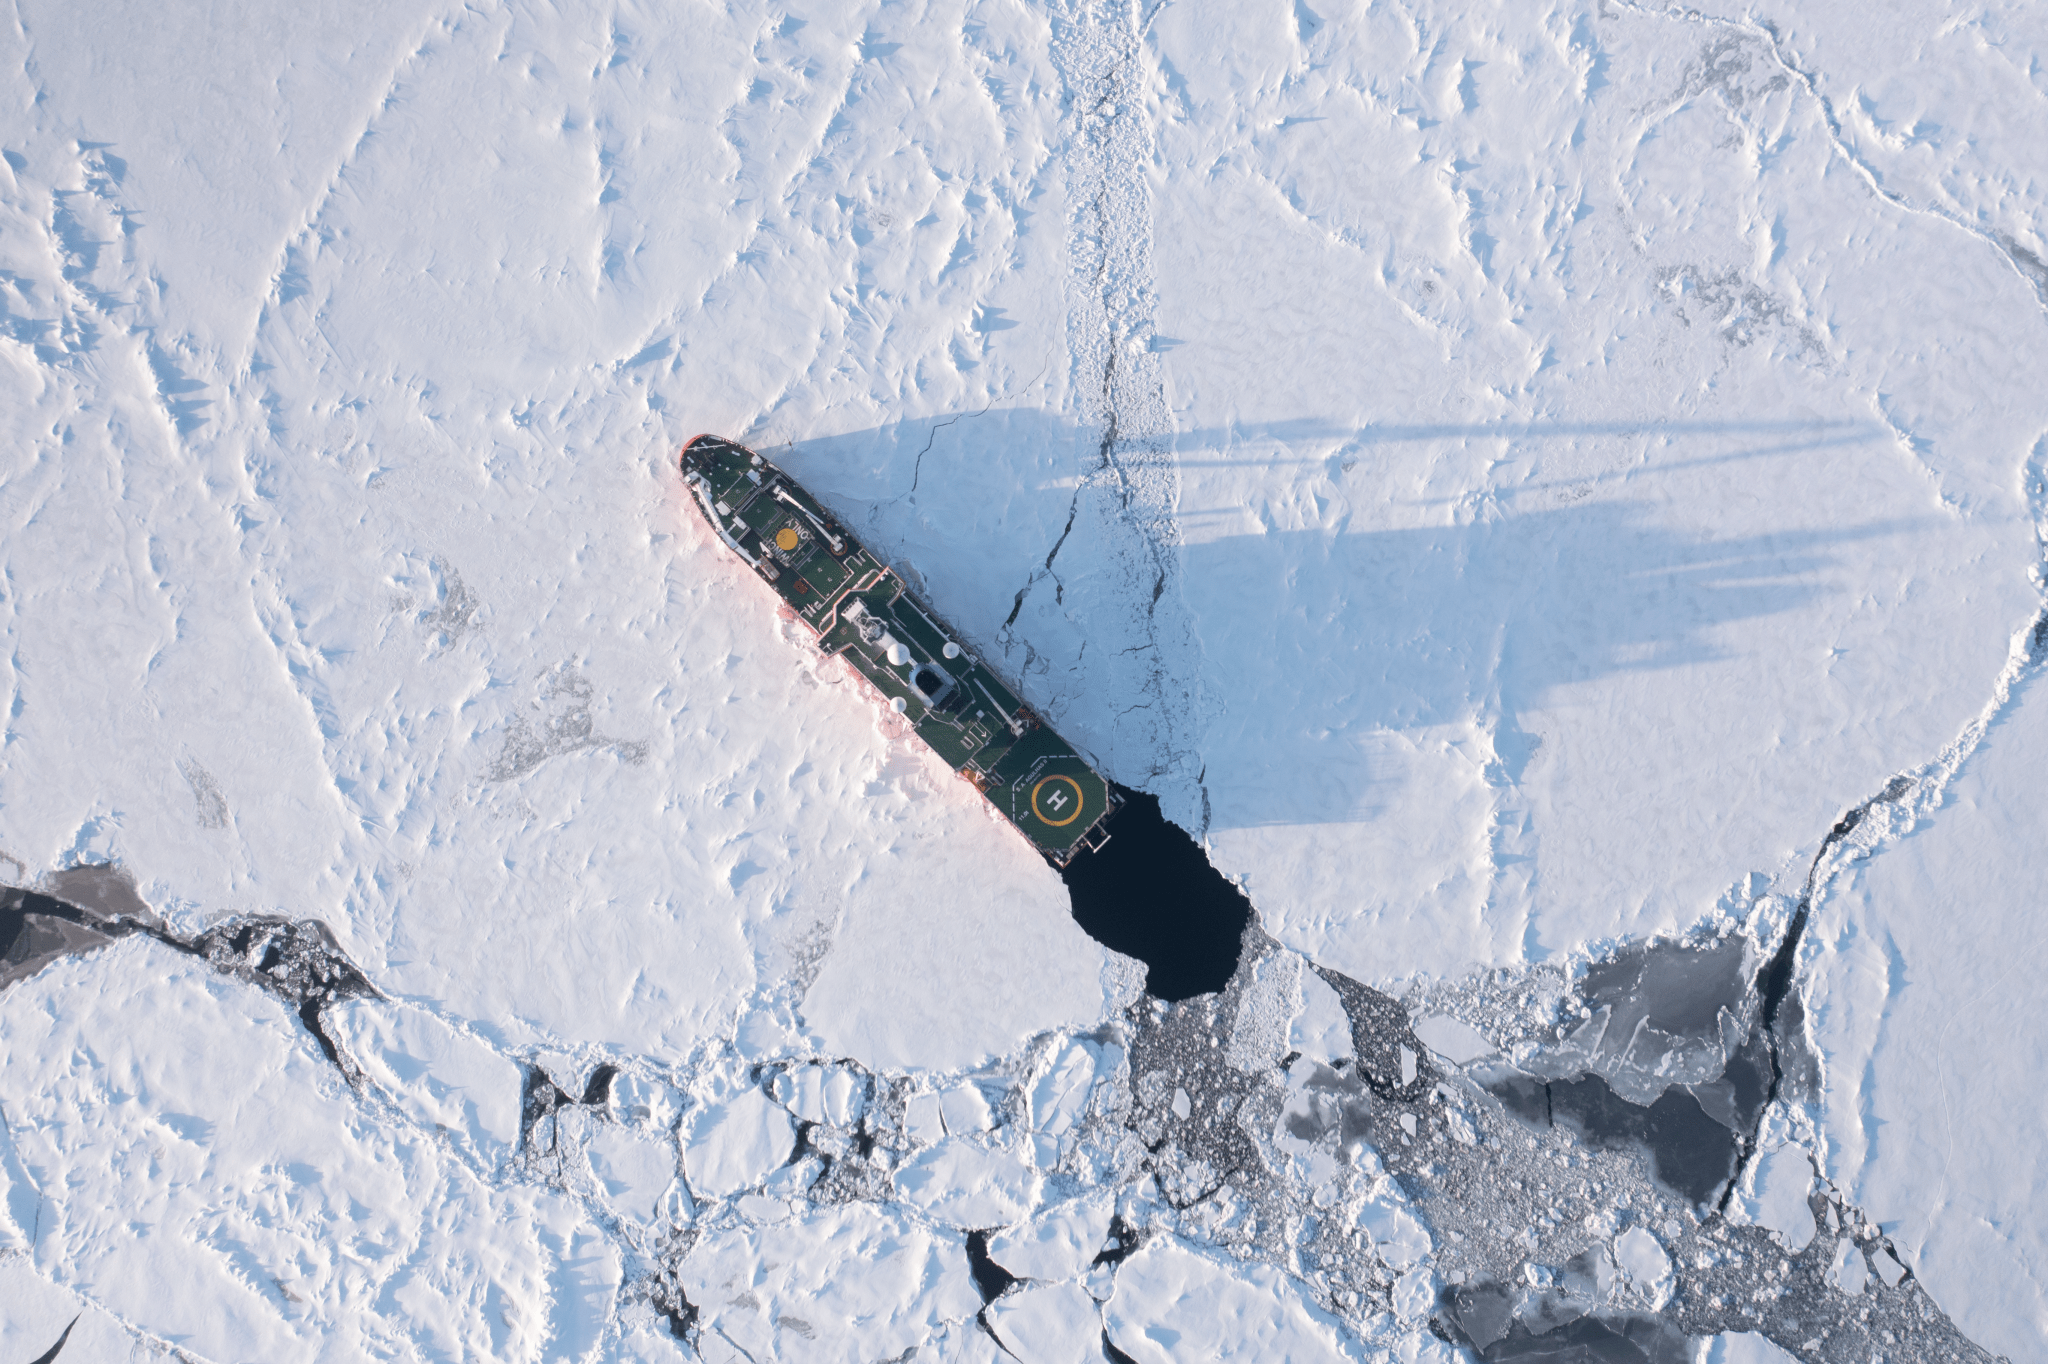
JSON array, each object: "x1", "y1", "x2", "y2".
[
  {"x1": 1, "y1": 0, "x2": 2046, "y2": 1356},
  {"x1": 0, "y1": 855, "x2": 2009, "y2": 1362}
]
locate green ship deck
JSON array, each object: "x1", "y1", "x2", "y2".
[{"x1": 680, "y1": 434, "x2": 1118, "y2": 866}]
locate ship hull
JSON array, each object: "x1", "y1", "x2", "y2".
[{"x1": 679, "y1": 435, "x2": 1117, "y2": 866}]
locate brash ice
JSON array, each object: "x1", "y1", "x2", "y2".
[{"x1": 680, "y1": 436, "x2": 1118, "y2": 866}]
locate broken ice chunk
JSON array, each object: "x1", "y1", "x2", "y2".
[
  {"x1": 1411, "y1": 1014, "x2": 1496, "y2": 1064},
  {"x1": 608, "y1": 1070, "x2": 682, "y2": 1130},
  {"x1": 736, "y1": 1192, "x2": 796, "y2": 1223},
  {"x1": 1871, "y1": 1244, "x2": 1908, "y2": 1288},
  {"x1": 325, "y1": 1000, "x2": 522, "y2": 1164},
  {"x1": 939, "y1": 1083, "x2": 995, "y2": 1133},
  {"x1": 1289, "y1": 966, "x2": 1353, "y2": 1063},
  {"x1": 904, "y1": 1091, "x2": 947, "y2": 1145},
  {"x1": 683, "y1": 1090, "x2": 795, "y2": 1199},
  {"x1": 986, "y1": 1282, "x2": 1104, "y2": 1363},
  {"x1": 1358, "y1": 1195, "x2": 1432, "y2": 1270},
  {"x1": 1104, "y1": 1238, "x2": 1354, "y2": 1362},
  {"x1": 734, "y1": 1007, "x2": 804, "y2": 1059},
  {"x1": 1561, "y1": 1244, "x2": 1621, "y2": 1302},
  {"x1": 1614, "y1": 1226, "x2": 1673, "y2": 1307},
  {"x1": 1538, "y1": 936, "x2": 1755, "y2": 1106},
  {"x1": 585, "y1": 1123, "x2": 679, "y2": 1224},
  {"x1": 0, "y1": 1119, "x2": 31, "y2": 1251},
  {"x1": 1702, "y1": 1330, "x2": 1802, "y2": 1362},
  {"x1": 1171, "y1": 1086, "x2": 1193, "y2": 1120},
  {"x1": 771, "y1": 1065, "x2": 827, "y2": 1123},
  {"x1": 677, "y1": 1204, "x2": 979, "y2": 1364},
  {"x1": 1029, "y1": 1040, "x2": 1101, "y2": 1137},
  {"x1": 984, "y1": 1193, "x2": 1115, "y2": 1282},
  {"x1": 1393, "y1": 1266, "x2": 1435, "y2": 1321},
  {"x1": 1825, "y1": 1234, "x2": 1869, "y2": 1294},
  {"x1": 1735, "y1": 1144, "x2": 1816, "y2": 1251},
  {"x1": 893, "y1": 1139, "x2": 1041, "y2": 1227},
  {"x1": 1442, "y1": 1280, "x2": 1515, "y2": 1350},
  {"x1": 821, "y1": 1066, "x2": 865, "y2": 1126}
]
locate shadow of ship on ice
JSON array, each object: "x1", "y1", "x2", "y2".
[{"x1": 773, "y1": 409, "x2": 1911, "y2": 832}]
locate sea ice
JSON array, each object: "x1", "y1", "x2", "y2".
[
  {"x1": 584, "y1": 1123, "x2": 678, "y2": 1225},
  {"x1": 1029, "y1": 1038, "x2": 1105, "y2": 1138},
  {"x1": 1703, "y1": 1332, "x2": 1802, "y2": 1364},
  {"x1": 984, "y1": 1192, "x2": 1116, "y2": 1283},
  {"x1": 1291, "y1": 958, "x2": 1356, "y2": 1063},
  {"x1": 327, "y1": 998, "x2": 523, "y2": 1164},
  {"x1": 1412, "y1": 1014, "x2": 1496, "y2": 1066},
  {"x1": 985, "y1": 1281, "x2": 1106, "y2": 1364},
  {"x1": 1807, "y1": 661, "x2": 2048, "y2": 1356},
  {"x1": 0, "y1": 949, "x2": 615, "y2": 1361},
  {"x1": 1, "y1": 0, "x2": 2044, "y2": 1355},
  {"x1": 682, "y1": 1090, "x2": 794, "y2": 1202},
  {"x1": 893, "y1": 1137, "x2": 1042, "y2": 1227},
  {"x1": 1104, "y1": 1237, "x2": 1355, "y2": 1363},
  {"x1": 1735, "y1": 1144, "x2": 1818, "y2": 1253},
  {"x1": 676, "y1": 1203, "x2": 980, "y2": 1364}
]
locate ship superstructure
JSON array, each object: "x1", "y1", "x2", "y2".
[{"x1": 679, "y1": 435, "x2": 1117, "y2": 866}]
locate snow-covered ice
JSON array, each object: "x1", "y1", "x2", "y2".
[
  {"x1": 329, "y1": 996, "x2": 525, "y2": 1163},
  {"x1": 1104, "y1": 1237, "x2": 1356, "y2": 1363},
  {"x1": 1807, "y1": 656, "x2": 2048, "y2": 1358},
  {"x1": 682, "y1": 1090, "x2": 793, "y2": 1202},
  {"x1": 3, "y1": 0, "x2": 2046, "y2": 1358},
  {"x1": 0, "y1": 947, "x2": 619, "y2": 1361},
  {"x1": 984, "y1": 1192, "x2": 1115, "y2": 1282},
  {"x1": 893, "y1": 1137, "x2": 1041, "y2": 1227},
  {"x1": 984, "y1": 1281, "x2": 1104, "y2": 1363},
  {"x1": 676, "y1": 1203, "x2": 979, "y2": 1364},
  {"x1": 585, "y1": 1123, "x2": 678, "y2": 1225},
  {"x1": 1703, "y1": 1334, "x2": 1802, "y2": 1364}
]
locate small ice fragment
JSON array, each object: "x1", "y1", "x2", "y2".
[
  {"x1": 822, "y1": 1067, "x2": 865, "y2": 1126},
  {"x1": 771, "y1": 1065, "x2": 826, "y2": 1123},
  {"x1": 1359, "y1": 1199, "x2": 1432, "y2": 1269},
  {"x1": 1872, "y1": 1245, "x2": 1908, "y2": 1288},
  {"x1": 905, "y1": 1092, "x2": 946, "y2": 1145},
  {"x1": 1741, "y1": 1145, "x2": 1816, "y2": 1251},
  {"x1": 1399, "y1": 1112, "x2": 1417, "y2": 1137},
  {"x1": 1825, "y1": 1236, "x2": 1868, "y2": 1294},
  {"x1": 1030, "y1": 1041, "x2": 1099, "y2": 1136},
  {"x1": 1171, "y1": 1087, "x2": 1192, "y2": 1120},
  {"x1": 1411, "y1": 1015, "x2": 1495, "y2": 1064},
  {"x1": 1393, "y1": 1266, "x2": 1434, "y2": 1320},
  {"x1": 939, "y1": 1084, "x2": 993, "y2": 1133},
  {"x1": 1615, "y1": 1226, "x2": 1670, "y2": 1286},
  {"x1": 1399, "y1": 1044, "x2": 1418, "y2": 1086},
  {"x1": 1290, "y1": 967, "x2": 1353, "y2": 1062}
]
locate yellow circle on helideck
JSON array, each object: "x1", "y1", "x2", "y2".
[
  {"x1": 1031, "y1": 774, "x2": 1085, "y2": 827},
  {"x1": 775, "y1": 527, "x2": 801, "y2": 551}
]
